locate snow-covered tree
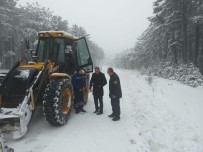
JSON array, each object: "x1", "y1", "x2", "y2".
[{"x1": 116, "y1": 0, "x2": 203, "y2": 87}]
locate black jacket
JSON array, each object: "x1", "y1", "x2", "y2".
[
  {"x1": 109, "y1": 72, "x2": 122, "y2": 99},
  {"x1": 90, "y1": 72, "x2": 107, "y2": 97}
]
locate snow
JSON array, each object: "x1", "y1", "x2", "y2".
[
  {"x1": 1, "y1": 68, "x2": 202, "y2": 152},
  {"x1": 154, "y1": 78, "x2": 203, "y2": 137},
  {"x1": 0, "y1": 70, "x2": 8, "y2": 74},
  {"x1": 16, "y1": 70, "x2": 30, "y2": 79},
  {"x1": 38, "y1": 31, "x2": 78, "y2": 39},
  {"x1": 141, "y1": 62, "x2": 203, "y2": 87}
]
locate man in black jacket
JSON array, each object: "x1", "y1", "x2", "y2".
[
  {"x1": 90, "y1": 67, "x2": 107, "y2": 115},
  {"x1": 107, "y1": 68, "x2": 122, "y2": 121}
]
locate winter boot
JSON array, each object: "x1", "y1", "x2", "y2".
[
  {"x1": 112, "y1": 116, "x2": 120, "y2": 121},
  {"x1": 93, "y1": 109, "x2": 99, "y2": 114},
  {"x1": 76, "y1": 110, "x2": 80, "y2": 114},
  {"x1": 108, "y1": 113, "x2": 115, "y2": 118},
  {"x1": 97, "y1": 111, "x2": 103, "y2": 115},
  {"x1": 80, "y1": 108, "x2": 86, "y2": 113}
]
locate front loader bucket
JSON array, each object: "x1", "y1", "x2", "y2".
[
  {"x1": 0, "y1": 114, "x2": 28, "y2": 139},
  {"x1": 0, "y1": 106, "x2": 32, "y2": 139},
  {"x1": 0, "y1": 115, "x2": 20, "y2": 132}
]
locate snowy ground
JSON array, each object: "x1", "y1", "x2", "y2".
[{"x1": 2, "y1": 68, "x2": 203, "y2": 152}]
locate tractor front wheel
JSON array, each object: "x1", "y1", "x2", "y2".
[{"x1": 43, "y1": 78, "x2": 73, "y2": 126}]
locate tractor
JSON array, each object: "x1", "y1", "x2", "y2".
[{"x1": 0, "y1": 31, "x2": 93, "y2": 139}]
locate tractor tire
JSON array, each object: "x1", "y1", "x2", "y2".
[{"x1": 43, "y1": 78, "x2": 73, "y2": 126}]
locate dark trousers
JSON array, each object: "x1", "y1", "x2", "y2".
[
  {"x1": 111, "y1": 98, "x2": 120, "y2": 117},
  {"x1": 94, "y1": 95, "x2": 103, "y2": 112},
  {"x1": 74, "y1": 89, "x2": 84, "y2": 112}
]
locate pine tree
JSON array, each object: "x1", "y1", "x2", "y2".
[{"x1": 116, "y1": 0, "x2": 203, "y2": 86}]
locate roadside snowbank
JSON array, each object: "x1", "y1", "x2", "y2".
[{"x1": 141, "y1": 62, "x2": 203, "y2": 87}]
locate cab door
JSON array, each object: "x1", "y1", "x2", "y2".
[{"x1": 75, "y1": 37, "x2": 93, "y2": 73}]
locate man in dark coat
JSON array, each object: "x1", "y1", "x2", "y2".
[
  {"x1": 90, "y1": 67, "x2": 107, "y2": 115},
  {"x1": 72, "y1": 69, "x2": 86, "y2": 114},
  {"x1": 107, "y1": 68, "x2": 122, "y2": 121}
]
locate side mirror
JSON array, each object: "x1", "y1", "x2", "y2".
[{"x1": 25, "y1": 39, "x2": 30, "y2": 50}]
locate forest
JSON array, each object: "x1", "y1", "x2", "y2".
[
  {"x1": 0, "y1": 0, "x2": 104, "y2": 69},
  {"x1": 116, "y1": 0, "x2": 203, "y2": 87}
]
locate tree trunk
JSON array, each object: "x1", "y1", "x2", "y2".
[
  {"x1": 188, "y1": 35, "x2": 192, "y2": 61},
  {"x1": 0, "y1": 38, "x2": 2, "y2": 62},
  {"x1": 164, "y1": 37, "x2": 168, "y2": 59},
  {"x1": 182, "y1": 0, "x2": 188, "y2": 63},
  {"x1": 172, "y1": 47, "x2": 178, "y2": 64},
  {"x1": 194, "y1": 23, "x2": 200, "y2": 66},
  {"x1": 202, "y1": 34, "x2": 203, "y2": 56}
]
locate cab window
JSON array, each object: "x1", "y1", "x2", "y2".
[
  {"x1": 52, "y1": 38, "x2": 65, "y2": 62},
  {"x1": 36, "y1": 38, "x2": 50, "y2": 61},
  {"x1": 76, "y1": 38, "x2": 91, "y2": 66},
  {"x1": 75, "y1": 37, "x2": 93, "y2": 72}
]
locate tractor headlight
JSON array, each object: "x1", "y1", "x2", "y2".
[
  {"x1": 58, "y1": 33, "x2": 62, "y2": 37},
  {"x1": 39, "y1": 33, "x2": 44, "y2": 37}
]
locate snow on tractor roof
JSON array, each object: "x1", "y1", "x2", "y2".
[{"x1": 38, "y1": 31, "x2": 78, "y2": 40}]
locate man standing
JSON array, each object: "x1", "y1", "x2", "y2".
[
  {"x1": 90, "y1": 67, "x2": 107, "y2": 115},
  {"x1": 107, "y1": 68, "x2": 122, "y2": 121},
  {"x1": 72, "y1": 69, "x2": 86, "y2": 114}
]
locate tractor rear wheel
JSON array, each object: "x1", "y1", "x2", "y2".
[{"x1": 43, "y1": 78, "x2": 73, "y2": 126}]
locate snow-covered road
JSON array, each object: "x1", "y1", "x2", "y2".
[{"x1": 5, "y1": 68, "x2": 203, "y2": 152}]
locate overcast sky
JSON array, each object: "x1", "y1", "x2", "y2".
[{"x1": 19, "y1": 0, "x2": 154, "y2": 55}]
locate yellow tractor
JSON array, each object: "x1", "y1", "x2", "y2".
[{"x1": 0, "y1": 31, "x2": 93, "y2": 139}]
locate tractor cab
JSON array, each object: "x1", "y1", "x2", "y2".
[{"x1": 35, "y1": 31, "x2": 93, "y2": 74}]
